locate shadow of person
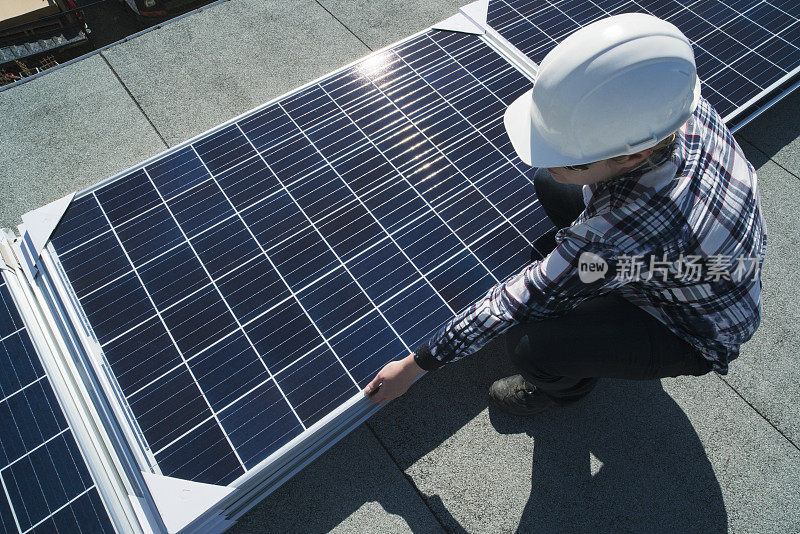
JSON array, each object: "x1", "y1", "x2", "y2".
[
  {"x1": 488, "y1": 378, "x2": 728, "y2": 533},
  {"x1": 232, "y1": 338, "x2": 727, "y2": 533},
  {"x1": 736, "y1": 88, "x2": 800, "y2": 163}
]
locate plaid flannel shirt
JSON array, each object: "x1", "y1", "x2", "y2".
[{"x1": 415, "y1": 97, "x2": 767, "y2": 375}]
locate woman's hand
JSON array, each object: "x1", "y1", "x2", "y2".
[{"x1": 364, "y1": 354, "x2": 425, "y2": 404}]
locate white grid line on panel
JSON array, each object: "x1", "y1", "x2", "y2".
[
  {"x1": 0, "y1": 428, "x2": 71, "y2": 475},
  {"x1": 187, "y1": 143, "x2": 346, "y2": 423},
  {"x1": 232, "y1": 124, "x2": 365, "y2": 391},
  {"x1": 20, "y1": 485, "x2": 96, "y2": 534},
  {"x1": 0, "y1": 471, "x2": 23, "y2": 534},
  {"x1": 279, "y1": 97, "x2": 457, "y2": 327},
  {"x1": 93, "y1": 189, "x2": 251, "y2": 470},
  {"x1": 404, "y1": 36, "x2": 545, "y2": 226},
  {"x1": 363, "y1": 60, "x2": 525, "y2": 275},
  {"x1": 317, "y1": 77, "x2": 500, "y2": 286}
]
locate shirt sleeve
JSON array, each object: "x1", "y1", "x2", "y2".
[{"x1": 414, "y1": 231, "x2": 628, "y2": 371}]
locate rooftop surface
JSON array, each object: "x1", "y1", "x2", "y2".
[{"x1": 1, "y1": 1, "x2": 798, "y2": 532}]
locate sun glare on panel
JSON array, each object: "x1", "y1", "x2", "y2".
[{"x1": 357, "y1": 51, "x2": 392, "y2": 79}]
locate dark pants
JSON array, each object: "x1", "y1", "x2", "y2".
[{"x1": 505, "y1": 169, "x2": 712, "y2": 405}]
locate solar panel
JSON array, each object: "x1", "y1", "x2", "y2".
[
  {"x1": 486, "y1": 0, "x2": 800, "y2": 128},
  {"x1": 46, "y1": 30, "x2": 553, "y2": 487},
  {"x1": 0, "y1": 279, "x2": 114, "y2": 534}
]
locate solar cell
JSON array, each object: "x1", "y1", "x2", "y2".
[
  {"x1": 47, "y1": 30, "x2": 551, "y2": 486},
  {"x1": 486, "y1": 0, "x2": 800, "y2": 127},
  {"x1": 0, "y1": 280, "x2": 114, "y2": 534}
]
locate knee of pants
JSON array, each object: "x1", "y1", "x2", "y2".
[{"x1": 505, "y1": 323, "x2": 556, "y2": 374}]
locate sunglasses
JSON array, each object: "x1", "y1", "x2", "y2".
[{"x1": 562, "y1": 161, "x2": 597, "y2": 171}]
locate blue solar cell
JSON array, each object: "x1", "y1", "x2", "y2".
[
  {"x1": 194, "y1": 125, "x2": 257, "y2": 176},
  {"x1": 334, "y1": 151, "x2": 428, "y2": 233},
  {"x1": 273, "y1": 345, "x2": 358, "y2": 427},
  {"x1": 6, "y1": 457, "x2": 49, "y2": 531},
  {"x1": 0, "y1": 331, "x2": 41, "y2": 397},
  {"x1": 146, "y1": 146, "x2": 210, "y2": 199},
  {"x1": 330, "y1": 311, "x2": 409, "y2": 387},
  {"x1": 29, "y1": 438, "x2": 76, "y2": 513},
  {"x1": 189, "y1": 332, "x2": 269, "y2": 411},
  {"x1": 730, "y1": 51, "x2": 786, "y2": 89},
  {"x1": 431, "y1": 32, "x2": 532, "y2": 105},
  {"x1": 127, "y1": 364, "x2": 212, "y2": 452},
  {"x1": 216, "y1": 156, "x2": 281, "y2": 211},
  {"x1": 476, "y1": 224, "x2": 532, "y2": 278},
  {"x1": 57, "y1": 229, "x2": 129, "y2": 297},
  {"x1": 259, "y1": 132, "x2": 327, "y2": 185},
  {"x1": 243, "y1": 208, "x2": 339, "y2": 289},
  {"x1": 244, "y1": 298, "x2": 324, "y2": 373},
  {"x1": 216, "y1": 255, "x2": 289, "y2": 324},
  {"x1": 11, "y1": 381, "x2": 66, "y2": 449},
  {"x1": 296, "y1": 268, "x2": 372, "y2": 337},
  {"x1": 50, "y1": 194, "x2": 109, "y2": 253},
  {"x1": 166, "y1": 179, "x2": 236, "y2": 238},
  {"x1": 160, "y1": 285, "x2": 238, "y2": 358},
  {"x1": 669, "y1": 8, "x2": 718, "y2": 42},
  {"x1": 114, "y1": 204, "x2": 184, "y2": 267},
  {"x1": 721, "y1": 15, "x2": 779, "y2": 53},
  {"x1": 393, "y1": 211, "x2": 464, "y2": 272},
  {"x1": 0, "y1": 284, "x2": 23, "y2": 339},
  {"x1": 238, "y1": 105, "x2": 297, "y2": 153},
  {"x1": 96, "y1": 169, "x2": 162, "y2": 226},
  {"x1": 34, "y1": 489, "x2": 114, "y2": 534},
  {"x1": 78, "y1": 271, "x2": 154, "y2": 343},
  {"x1": 427, "y1": 250, "x2": 495, "y2": 312},
  {"x1": 756, "y1": 26, "x2": 800, "y2": 74},
  {"x1": 283, "y1": 175, "x2": 386, "y2": 260},
  {"x1": 189, "y1": 216, "x2": 260, "y2": 280},
  {"x1": 154, "y1": 418, "x2": 244, "y2": 485},
  {"x1": 767, "y1": 0, "x2": 800, "y2": 18},
  {"x1": 138, "y1": 243, "x2": 208, "y2": 310},
  {"x1": 380, "y1": 278, "x2": 452, "y2": 349},
  {"x1": 346, "y1": 239, "x2": 420, "y2": 305},
  {"x1": 744, "y1": 2, "x2": 797, "y2": 31},
  {"x1": 101, "y1": 316, "x2": 183, "y2": 393},
  {"x1": 218, "y1": 380, "x2": 302, "y2": 469},
  {"x1": 0, "y1": 494, "x2": 15, "y2": 533}
]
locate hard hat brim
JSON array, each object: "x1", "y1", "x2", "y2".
[
  {"x1": 503, "y1": 88, "x2": 589, "y2": 168},
  {"x1": 504, "y1": 77, "x2": 701, "y2": 168}
]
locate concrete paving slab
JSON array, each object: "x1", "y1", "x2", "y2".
[
  {"x1": 737, "y1": 88, "x2": 800, "y2": 178},
  {"x1": 720, "y1": 142, "x2": 800, "y2": 446},
  {"x1": 101, "y1": 0, "x2": 371, "y2": 147},
  {"x1": 229, "y1": 425, "x2": 442, "y2": 533},
  {"x1": 0, "y1": 54, "x2": 166, "y2": 229},
  {"x1": 369, "y1": 340, "x2": 800, "y2": 532},
  {"x1": 318, "y1": 0, "x2": 465, "y2": 51}
]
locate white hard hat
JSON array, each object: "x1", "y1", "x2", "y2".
[{"x1": 504, "y1": 13, "x2": 701, "y2": 168}]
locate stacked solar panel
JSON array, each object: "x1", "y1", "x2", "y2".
[
  {"x1": 0, "y1": 280, "x2": 113, "y2": 534},
  {"x1": 487, "y1": 0, "x2": 800, "y2": 123},
  {"x1": 48, "y1": 30, "x2": 553, "y2": 487}
]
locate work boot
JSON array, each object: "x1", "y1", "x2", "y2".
[{"x1": 489, "y1": 375, "x2": 557, "y2": 416}]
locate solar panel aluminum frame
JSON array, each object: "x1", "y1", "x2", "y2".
[{"x1": 0, "y1": 236, "x2": 164, "y2": 534}]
